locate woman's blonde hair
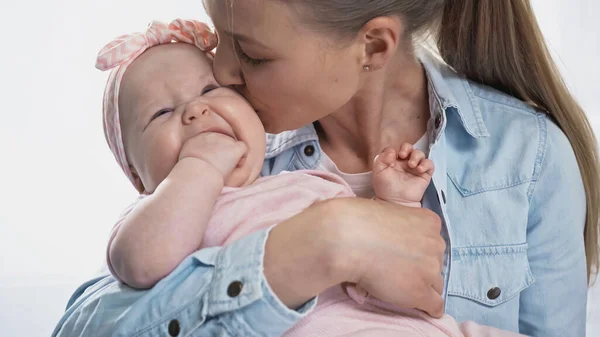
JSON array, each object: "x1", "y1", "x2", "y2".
[{"x1": 286, "y1": 0, "x2": 600, "y2": 283}]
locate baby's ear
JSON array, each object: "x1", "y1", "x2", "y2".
[{"x1": 129, "y1": 165, "x2": 146, "y2": 194}]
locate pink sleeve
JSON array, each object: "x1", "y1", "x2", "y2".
[
  {"x1": 459, "y1": 321, "x2": 528, "y2": 337},
  {"x1": 106, "y1": 195, "x2": 146, "y2": 282}
]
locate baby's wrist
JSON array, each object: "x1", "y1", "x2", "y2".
[
  {"x1": 374, "y1": 196, "x2": 421, "y2": 208},
  {"x1": 173, "y1": 157, "x2": 225, "y2": 189}
]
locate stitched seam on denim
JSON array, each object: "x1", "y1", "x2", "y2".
[
  {"x1": 453, "y1": 242, "x2": 528, "y2": 249},
  {"x1": 218, "y1": 316, "x2": 238, "y2": 337},
  {"x1": 473, "y1": 92, "x2": 540, "y2": 116},
  {"x1": 219, "y1": 287, "x2": 302, "y2": 337},
  {"x1": 208, "y1": 233, "x2": 266, "y2": 308},
  {"x1": 209, "y1": 251, "x2": 263, "y2": 305},
  {"x1": 461, "y1": 79, "x2": 488, "y2": 137},
  {"x1": 453, "y1": 251, "x2": 526, "y2": 258},
  {"x1": 227, "y1": 312, "x2": 262, "y2": 337},
  {"x1": 218, "y1": 314, "x2": 253, "y2": 337},
  {"x1": 266, "y1": 135, "x2": 311, "y2": 157},
  {"x1": 132, "y1": 298, "x2": 204, "y2": 337},
  {"x1": 260, "y1": 280, "x2": 309, "y2": 322},
  {"x1": 295, "y1": 142, "x2": 320, "y2": 169},
  {"x1": 446, "y1": 173, "x2": 532, "y2": 197},
  {"x1": 448, "y1": 269, "x2": 535, "y2": 305},
  {"x1": 527, "y1": 113, "x2": 548, "y2": 202},
  {"x1": 447, "y1": 283, "x2": 529, "y2": 305},
  {"x1": 426, "y1": 73, "x2": 454, "y2": 143},
  {"x1": 283, "y1": 153, "x2": 297, "y2": 172},
  {"x1": 265, "y1": 134, "x2": 317, "y2": 158},
  {"x1": 452, "y1": 243, "x2": 528, "y2": 256}
]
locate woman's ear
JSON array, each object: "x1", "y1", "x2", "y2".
[
  {"x1": 129, "y1": 165, "x2": 146, "y2": 194},
  {"x1": 357, "y1": 16, "x2": 403, "y2": 71}
]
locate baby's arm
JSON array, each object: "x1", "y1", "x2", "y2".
[
  {"x1": 108, "y1": 158, "x2": 224, "y2": 289},
  {"x1": 109, "y1": 132, "x2": 247, "y2": 289},
  {"x1": 372, "y1": 144, "x2": 434, "y2": 207}
]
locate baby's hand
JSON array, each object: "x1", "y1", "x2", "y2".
[
  {"x1": 373, "y1": 144, "x2": 434, "y2": 205},
  {"x1": 179, "y1": 132, "x2": 248, "y2": 180}
]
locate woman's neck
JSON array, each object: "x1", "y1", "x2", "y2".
[{"x1": 317, "y1": 50, "x2": 429, "y2": 174}]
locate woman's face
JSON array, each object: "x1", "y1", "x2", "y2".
[{"x1": 205, "y1": 0, "x2": 365, "y2": 133}]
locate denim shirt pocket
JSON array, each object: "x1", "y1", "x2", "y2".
[{"x1": 447, "y1": 244, "x2": 535, "y2": 307}]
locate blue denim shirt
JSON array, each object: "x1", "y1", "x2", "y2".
[{"x1": 52, "y1": 50, "x2": 587, "y2": 337}]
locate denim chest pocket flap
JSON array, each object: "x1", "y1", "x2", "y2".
[{"x1": 447, "y1": 244, "x2": 535, "y2": 306}]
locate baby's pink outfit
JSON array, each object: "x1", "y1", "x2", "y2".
[{"x1": 112, "y1": 170, "x2": 525, "y2": 337}]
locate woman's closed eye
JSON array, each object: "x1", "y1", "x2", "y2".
[
  {"x1": 202, "y1": 85, "x2": 218, "y2": 95},
  {"x1": 234, "y1": 40, "x2": 268, "y2": 66}
]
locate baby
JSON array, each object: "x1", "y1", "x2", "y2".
[{"x1": 97, "y1": 19, "x2": 524, "y2": 337}]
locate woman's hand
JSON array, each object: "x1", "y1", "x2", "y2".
[{"x1": 264, "y1": 197, "x2": 446, "y2": 318}]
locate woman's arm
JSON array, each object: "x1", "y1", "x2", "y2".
[
  {"x1": 518, "y1": 120, "x2": 588, "y2": 336},
  {"x1": 54, "y1": 196, "x2": 446, "y2": 336},
  {"x1": 109, "y1": 158, "x2": 224, "y2": 289},
  {"x1": 265, "y1": 197, "x2": 446, "y2": 316},
  {"x1": 53, "y1": 228, "x2": 320, "y2": 337}
]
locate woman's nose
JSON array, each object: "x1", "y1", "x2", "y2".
[
  {"x1": 182, "y1": 100, "x2": 210, "y2": 124},
  {"x1": 212, "y1": 44, "x2": 245, "y2": 87}
]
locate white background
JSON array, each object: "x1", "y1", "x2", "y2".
[{"x1": 0, "y1": 1, "x2": 598, "y2": 336}]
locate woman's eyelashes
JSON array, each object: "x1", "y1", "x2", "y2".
[
  {"x1": 234, "y1": 41, "x2": 268, "y2": 66},
  {"x1": 202, "y1": 85, "x2": 218, "y2": 95}
]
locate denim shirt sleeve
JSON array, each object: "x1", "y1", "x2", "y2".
[
  {"x1": 519, "y1": 116, "x2": 588, "y2": 336},
  {"x1": 52, "y1": 228, "x2": 316, "y2": 337}
]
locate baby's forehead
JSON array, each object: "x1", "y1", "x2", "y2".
[
  {"x1": 132, "y1": 43, "x2": 212, "y2": 78},
  {"x1": 118, "y1": 43, "x2": 215, "y2": 120},
  {"x1": 122, "y1": 44, "x2": 214, "y2": 95}
]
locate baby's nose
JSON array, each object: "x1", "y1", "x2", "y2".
[{"x1": 182, "y1": 101, "x2": 210, "y2": 124}]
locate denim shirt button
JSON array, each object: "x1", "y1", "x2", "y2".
[
  {"x1": 304, "y1": 145, "x2": 315, "y2": 157},
  {"x1": 434, "y1": 114, "x2": 442, "y2": 129},
  {"x1": 227, "y1": 281, "x2": 244, "y2": 297},
  {"x1": 168, "y1": 320, "x2": 181, "y2": 336},
  {"x1": 487, "y1": 287, "x2": 502, "y2": 300}
]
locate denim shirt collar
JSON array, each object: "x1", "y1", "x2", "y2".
[
  {"x1": 418, "y1": 47, "x2": 490, "y2": 139},
  {"x1": 265, "y1": 125, "x2": 319, "y2": 159}
]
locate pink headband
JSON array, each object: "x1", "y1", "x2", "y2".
[{"x1": 96, "y1": 19, "x2": 217, "y2": 192}]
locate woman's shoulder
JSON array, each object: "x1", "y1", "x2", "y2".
[
  {"x1": 420, "y1": 48, "x2": 545, "y2": 126},
  {"x1": 440, "y1": 74, "x2": 573, "y2": 198},
  {"x1": 459, "y1": 78, "x2": 570, "y2": 161}
]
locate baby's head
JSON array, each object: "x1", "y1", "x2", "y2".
[{"x1": 97, "y1": 19, "x2": 266, "y2": 194}]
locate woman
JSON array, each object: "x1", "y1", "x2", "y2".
[{"x1": 53, "y1": 1, "x2": 598, "y2": 336}]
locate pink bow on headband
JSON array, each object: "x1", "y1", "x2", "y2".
[
  {"x1": 97, "y1": 19, "x2": 217, "y2": 193},
  {"x1": 96, "y1": 19, "x2": 217, "y2": 71}
]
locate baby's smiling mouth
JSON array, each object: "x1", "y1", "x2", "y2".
[{"x1": 202, "y1": 126, "x2": 237, "y2": 141}]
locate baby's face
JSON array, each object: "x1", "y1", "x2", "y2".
[{"x1": 119, "y1": 43, "x2": 266, "y2": 193}]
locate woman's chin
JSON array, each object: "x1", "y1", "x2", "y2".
[{"x1": 263, "y1": 121, "x2": 302, "y2": 135}]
